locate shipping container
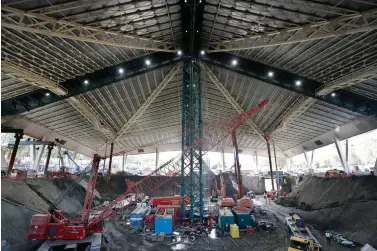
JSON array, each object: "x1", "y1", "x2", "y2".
[
  {"x1": 130, "y1": 206, "x2": 150, "y2": 228},
  {"x1": 155, "y1": 216, "x2": 173, "y2": 234},
  {"x1": 232, "y1": 209, "x2": 252, "y2": 229},
  {"x1": 219, "y1": 208, "x2": 235, "y2": 230}
]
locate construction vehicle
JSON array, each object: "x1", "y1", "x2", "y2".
[
  {"x1": 210, "y1": 176, "x2": 219, "y2": 202},
  {"x1": 219, "y1": 171, "x2": 235, "y2": 207},
  {"x1": 286, "y1": 214, "x2": 322, "y2": 251},
  {"x1": 28, "y1": 155, "x2": 103, "y2": 243}
]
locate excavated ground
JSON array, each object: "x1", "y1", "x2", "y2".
[{"x1": 277, "y1": 175, "x2": 377, "y2": 247}]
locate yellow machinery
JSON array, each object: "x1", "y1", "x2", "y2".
[
  {"x1": 288, "y1": 236, "x2": 321, "y2": 251},
  {"x1": 230, "y1": 224, "x2": 240, "y2": 238}
]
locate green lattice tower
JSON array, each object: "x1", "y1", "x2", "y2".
[{"x1": 181, "y1": 59, "x2": 203, "y2": 224}]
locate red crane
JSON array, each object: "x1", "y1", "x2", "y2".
[
  {"x1": 28, "y1": 154, "x2": 102, "y2": 240},
  {"x1": 28, "y1": 99, "x2": 268, "y2": 242}
]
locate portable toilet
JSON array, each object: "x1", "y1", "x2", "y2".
[
  {"x1": 230, "y1": 224, "x2": 240, "y2": 238},
  {"x1": 155, "y1": 215, "x2": 173, "y2": 234}
]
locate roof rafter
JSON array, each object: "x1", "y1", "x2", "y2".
[
  {"x1": 2, "y1": 60, "x2": 116, "y2": 140},
  {"x1": 208, "y1": 8, "x2": 377, "y2": 52},
  {"x1": 270, "y1": 66, "x2": 377, "y2": 138},
  {"x1": 202, "y1": 63, "x2": 287, "y2": 154},
  {"x1": 1, "y1": 5, "x2": 176, "y2": 52},
  {"x1": 98, "y1": 64, "x2": 181, "y2": 151}
]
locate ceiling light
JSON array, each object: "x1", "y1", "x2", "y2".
[
  {"x1": 268, "y1": 71, "x2": 274, "y2": 77},
  {"x1": 118, "y1": 68, "x2": 124, "y2": 74},
  {"x1": 185, "y1": 30, "x2": 188, "y2": 33},
  {"x1": 331, "y1": 92, "x2": 336, "y2": 97},
  {"x1": 231, "y1": 59, "x2": 238, "y2": 66},
  {"x1": 200, "y1": 50, "x2": 205, "y2": 55},
  {"x1": 177, "y1": 50, "x2": 182, "y2": 56},
  {"x1": 84, "y1": 80, "x2": 89, "y2": 85},
  {"x1": 45, "y1": 92, "x2": 50, "y2": 96},
  {"x1": 197, "y1": 30, "x2": 199, "y2": 33},
  {"x1": 145, "y1": 59, "x2": 151, "y2": 66},
  {"x1": 295, "y1": 80, "x2": 302, "y2": 86}
]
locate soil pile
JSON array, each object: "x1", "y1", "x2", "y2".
[{"x1": 277, "y1": 175, "x2": 377, "y2": 246}]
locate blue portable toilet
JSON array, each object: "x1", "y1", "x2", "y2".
[{"x1": 155, "y1": 215, "x2": 173, "y2": 234}]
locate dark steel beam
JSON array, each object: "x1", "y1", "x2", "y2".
[
  {"x1": 1, "y1": 52, "x2": 182, "y2": 116},
  {"x1": 44, "y1": 143, "x2": 54, "y2": 174},
  {"x1": 1, "y1": 127, "x2": 23, "y2": 134},
  {"x1": 107, "y1": 142, "x2": 114, "y2": 183},
  {"x1": 8, "y1": 141, "x2": 54, "y2": 147},
  {"x1": 7, "y1": 131, "x2": 23, "y2": 175},
  {"x1": 201, "y1": 52, "x2": 377, "y2": 116},
  {"x1": 266, "y1": 135, "x2": 275, "y2": 191}
]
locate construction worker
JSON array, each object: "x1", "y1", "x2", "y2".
[{"x1": 325, "y1": 232, "x2": 332, "y2": 245}]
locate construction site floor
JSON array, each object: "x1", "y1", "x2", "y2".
[{"x1": 101, "y1": 197, "x2": 355, "y2": 251}]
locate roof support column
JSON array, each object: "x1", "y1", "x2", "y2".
[
  {"x1": 346, "y1": 139, "x2": 349, "y2": 163},
  {"x1": 107, "y1": 142, "x2": 114, "y2": 183},
  {"x1": 273, "y1": 142, "x2": 279, "y2": 190},
  {"x1": 221, "y1": 148, "x2": 225, "y2": 172},
  {"x1": 265, "y1": 135, "x2": 275, "y2": 191},
  {"x1": 155, "y1": 148, "x2": 159, "y2": 171},
  {"x1": 122, "y1": 154, "x2": 127, "y2": 173},
  {"x1": 303, "y1": 149, "x2": 314, "y2": 173},
  {"x1": 44, "y1": 144, "x2": 54, "y2": 174},
  {"x1": 8, "y1": 131, "x2": 23, "y2": 175},
  {"x1": 34, "y1": 145, "x2": 46, "y2": 171},
  {"x1": 1, "y1": 148, "x2": 8, "y2": 169},
  {"x1": 334, "y1": 137, "x2": 350, "y2": 173},
  {"x1": 30, "y1": 143, "x2": 36, "y2": 170},
  {"x1": 57, "y1": 145, "x2": 65, "y2": 169},
  {"x1": 254, "y1": 151, "x2": 259, "y2": 173}
]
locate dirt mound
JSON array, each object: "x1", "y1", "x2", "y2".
[
  {"x1": 278, "y1": 175, "x2": 377, "y2": 210},
  {"x1": 277, "y1": 175, "x2": 377, "y2": 246}
]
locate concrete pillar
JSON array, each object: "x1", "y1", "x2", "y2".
[
  {"x1": 334, "y1": 137, "x2": 350, "y2": 173},
  {"x1": 273, "y1": 142, "x2": 279, "y2": 190},
  {"x1": 44, "y1": 144, "x2": 54, "y2": 174},
  {"x1": 57, "y1": 145, "x2": 65, "y2": 168},
  {"x1": 221, "y1": 148, "x2": 225, "y2": 172},
  {"x1": 34, "y1": 145, "x2": 46, "y2": 171},
  {"x1": 122, "y1": 154, "x2": 127, "y2": 172},
  {"x1": 265, "y1": 135, "x2": 275, "y2": 191},
  {"x1": 155, "y1": 148, "x2": 159, "y2": 170},
  {"x1": 1, "y1": 148, "x2": 8, "y2": 168},
  {"x1": 107, "y1": 142, "x2": 114, "y2": 182},
  {"x1": 303, "y1": 150, "x2": 314, "y2": 173},
  {"x1": 30, "y1": 142, "x2": 36, "y2": 169},
  {"x1": 103, "y1": 142, "x2": 108, "y2": 173},
  {"x1": 8, "y1": 131, "x2": 23, "y2": 175},
  {"x1": 345, "y1": 139, "x2": 349, "y2": 163},
  {"x1": 255, "y1": 151, "x2": 259, "y2": 173}
]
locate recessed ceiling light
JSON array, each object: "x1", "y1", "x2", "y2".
[
  {"x1": 177, "y1": 50, "x2": 182, "y2": 56},
  {"x1": 231, "y1": 59, "x2": 238, "y2": 66},
  {"x1": 84, "y1": 80, "x2": 89, "y2": 85},
  {"x1": 45, "y1": 92, "x2": 50, "y2": 96},
  {"x1": 200, "y1": 50, "x2": 205, "y2": 55},
  {"x1": 145, "y1": 59, "x2": 151, "y2": 66},
  {"x1": 197, "y1": 30, "x2": 199, "y2": 33},
  {"x1": 118, "y1": 68, "x2": 124, "y2": 74},
  {"x1": 268, "y1": 71, "x2": 274, "y2": 77},
  {"x1": 295, "y1": 80, "x2": 302, "y2": 86},
  {"x1": 331, "y1": 92, "x2": 336, "y2": 97}
]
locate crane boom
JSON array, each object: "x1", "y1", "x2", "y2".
[{"x1": 88, "y1": 99, "x2": 268, "y2": 227}]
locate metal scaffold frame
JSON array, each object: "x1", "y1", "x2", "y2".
[{"x1": 181, "y1": 60, "x2": 204, "y2": 223}]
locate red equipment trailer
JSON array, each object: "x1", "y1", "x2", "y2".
[{"x1": 150, "y1": 195, "x2": 189, "y2": 207}]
